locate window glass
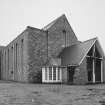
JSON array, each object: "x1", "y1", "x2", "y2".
[
  {"x1": 53, "y1": 67, "x2": 56, "y2": 80},
  {"x1": 58, "y1": 67, "x2": 61, "y2": 80},
  {"x1": 49, "y1": 67, "x2": 52, "y2": 80},
  {"x1": 45, "y1": 67, "x2": 47, "y2": 80}
]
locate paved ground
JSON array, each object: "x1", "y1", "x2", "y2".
[{"x1": 0, "y1": 81, "x2": 104, "y2": 105}]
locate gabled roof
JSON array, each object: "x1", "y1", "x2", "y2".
[
  {"x1": 59, "y1": 37, "x2": 99, "y2": 66},
  {"x1": 42, "y1": 14, "x2": 66, "y2": 31}
]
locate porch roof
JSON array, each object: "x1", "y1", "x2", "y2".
[{"x1": 59, "y1": 37, "x2": 104, "y2": 66}]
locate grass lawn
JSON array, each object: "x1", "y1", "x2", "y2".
[{"x1": 0, "y1": 81, "x2": 105, "y2": 105}]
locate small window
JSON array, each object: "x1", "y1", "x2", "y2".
[{"x1": 62, "y1": 29, "x2": 66, "y2": 34}]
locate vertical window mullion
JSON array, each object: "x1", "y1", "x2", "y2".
[
  {"x1": 60, "y1": 67, "x2": 62, "y2": 81},
  {"x1": 56, "y1": 67, "x2": 58, "y2": 81},
  {"x1": 42, "y1": 67, "x2": 45, "y2": 82},
  {"x1": 47, "y1": 67, "x2": 49, "y2": 82},
  {"x1": 52, "y1": 67, "x2": 53, "y2": 82},
  {"x1": 45, "y1": 67, "x2": 47, "y2": 81},
  {"x1": 58, "y1": 67, "x2": 60, "y2": 80}
]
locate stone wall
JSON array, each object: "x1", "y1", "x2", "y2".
[{"x1": 73, "y1": 58, "x2": 88, "y2": 85}]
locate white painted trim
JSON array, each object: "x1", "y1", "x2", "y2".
[
  {"x1": 93, "y1": 59, "x2": 95, "y2": 83},
  {"x1": 60, "y1": 67, "x2": 62, "y2": 82},
  {"x1": 42, "y1": 67, "x2": 62, "y2": 83},
  {"x1": 47, "y1": 67, "x2": 49, "y2": 82},
  {"x1": 42, "y1": 67, "x2": 45, "y2": 82},
  {"x1": 52, "y1": 67, "x2": 53, "y2": 81},
  {"x1": 101, "y1": 60, "x2": 103, "y2": 83},
  {"x1": 56, "y1": 67, "x2": 58, "y2": 81},
  {"x1": 86, "y1": 55, "x2": 103, "y2": 59}
]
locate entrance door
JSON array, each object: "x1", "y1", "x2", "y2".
[
  {"x1": 87, "y1": 57, "x2": 93, "y2": 82},
  {"x1": 95, "y1": 59, "x2": 101, "y2": 82},
  {"x1": 67, "y1": 66, "x2": 75, "y2": 84}
]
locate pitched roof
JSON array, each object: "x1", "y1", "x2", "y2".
[
  {"x1": 59, "y1": 38, "x2": 97, "y2": 66},
  {"x1": 42, "y1": 14, "x2": 66, "y2": 31}
]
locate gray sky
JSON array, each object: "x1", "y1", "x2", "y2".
[{"x1": 0, "y1": 0, "x2": 105, "y2": 51}]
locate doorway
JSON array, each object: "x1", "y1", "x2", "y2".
[
  {"x1": 67, "y1": 66, "x2": 75, "y2": 84},
  {"x1": 87, "y1": 57, "x2": 93, "y2": 82},
  {"x1": 95, "y1": 59, "x2": 101, "y2": 82}
]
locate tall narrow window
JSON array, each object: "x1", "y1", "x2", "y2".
[
  {"x1": 1, "y1": 53, "x2": 3, "y2": 79},
  {"x1": 16, "y1": 43, "x2": 18, "y2": 71},
  {"x1": 21, "y1": 39, "x2": 24, "y2": 74},
  {"x1": 53, "y1": 67, "x2": 56, "y2": 80},
  {"x1": 11, "y1": 47, "x2": 13, "y2": 72},
  {"x1": 7, "y1": 49, "x2": 9, "y2": 80},
  {"x1": 49, "y1": 67, "x2": 52, "y2": 80},
  {"x1": 58, "y1": 67, "x2": 60, "y2": 80},
  {"x1": 8, "y1": 49, "x2": 9, "y2": 72},
  {"x1": 62, "y1": 29, "x2": 66, "y2": 47},
  {"x1": 13, "y1": 45, "x2": 15, "y2": 76},
  {"x1": 45, "y1": 67, "x2": 47, "y2": 80},
  {"x1": 5, "y1": 51, "x2": 6, "y2": 79}
]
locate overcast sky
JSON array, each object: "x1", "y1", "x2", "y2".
[{"x1": 0, "y1": 0, "x2": 105, "y2": 51}]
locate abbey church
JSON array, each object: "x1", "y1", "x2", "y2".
[{"x1": 0, "y1": 14, "x2": 105, "y2": 84}]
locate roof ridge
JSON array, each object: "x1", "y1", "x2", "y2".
[{"x1": 42, "y1": 14, "x2": 66, "y2": 30}]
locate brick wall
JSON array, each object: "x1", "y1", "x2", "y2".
[
  {"x1": 103, "y1": 58, "x2": 105, "y2": 83},
  {"x1": 27, "y1": 27, "x2": 47, "y2": 82},
  {"x1": 0, "y1": 30, "x2": 29, "y2": 82},
  {"x1": 47, "y1": 15, "x2": 78, "y2": 57},
  {"x1": 27, "y1": 15, "x2": 78, "y2": 83},
  {"x1": 73, "y1": 58, "x2": 88, "y2": 85},
  {"x1": 62, "y1": 67, "x2": 68, "y2": 83}
]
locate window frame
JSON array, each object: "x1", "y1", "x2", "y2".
[{"x1": 42, "y1": 66, "x2": 62, "y2": 83}]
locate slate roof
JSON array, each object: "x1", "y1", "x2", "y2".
[{"x1": 59, "y1": 38, "x2": 98, "y2": 66}]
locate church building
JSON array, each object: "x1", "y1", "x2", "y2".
[{"x1": 0, "y1": 14, "x2": 105, "y2": 84}]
